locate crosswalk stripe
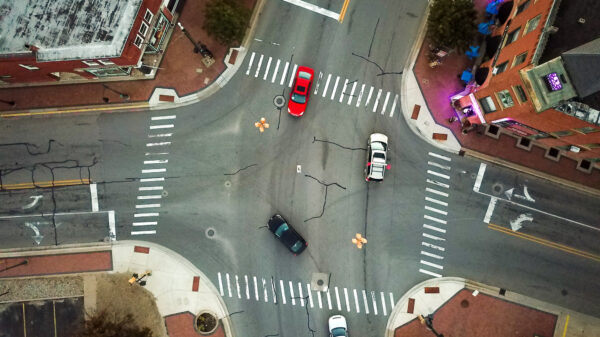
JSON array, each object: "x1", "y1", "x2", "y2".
[
  {"x1": 271, "y1": 59, "x2": 281, "y2": 83},
  {"x1": 263, "y1": 278, "x2": 268, "y2": 302},
  {"x1": 236, "y1": 275, "x2": 241, "y2": 298},
  {"x1": 356, "y1": 84, "x2": 365, "y2": 107},
  {"x1": 322, "y1": 73, "x2": 332, "y2": 97},
  {"x1": 307, "y1": 284, "x2": 314, "y2": 308},
  {"x1": 339, "y1": 79, "x2": 348, "y2": 103},
  {"x1": 288, "y1": 64, "x2": 298, "y2": 87},
  {"x1": 353, "y1": 289, "x2": 360, "y2": 313},
  {"x1": 423, "y1": 232, "x2": 446, "y2": 241},
  {"x1": 289, "y1": 281, "x2": 295, "y2": 305},
  {"x1": 421, "y1": 250, "x2": 444, "y2": 259},
  {"x1": 380, "y1": 91, "x2": 391, "y2": 115},
  {"x1": 425, "y1": 205, "x2": 448, "y2": 215},
  {"x1": 226, "y1": 274, "x2": 232, "y2": 297},
  {"x1": 335, "y1": 287, "x2": 342, "y2": 310},
  {"x1": 263, "y1": 57, "x2": 272, "y2": 80},
  {"x1": 428, "y1": 161, "x2": 451, "y2": 170},
  {"x1": 365, "y1": 86, "x2": 374, "y2": 106},
  {"x1": 428, "y1": 170, "x2": 450, "y2": 179},
  {"x1": 425, "y1": 214, "x2": 447, "y2": 224},
  {"x1": 254, "y1": 276, "x2": 259, "y2": 301},
  {"x1": 419, "y1": 268, "x2": 442, "y2": 278},
  {"x1": 380, "y1": 292, "x2": 387, "y2": 316},
  {"x1": 372, "y1": 89, "x2": 383, "y2": 112},
  {"x1": 246, "y1": 52, "x2": 255, "y2": 75},
  {"x1": 132, "y1": 221, "x2": 157, "y2": 226},
  {"x1": 426, "y1": 179, "x2": 450, "y2": 189},
  {"x1": 317, "y1": 289, "x2": 323, "y2": 308},
  {"x1": 426, "y1": 187, "x2": 449, "y2": 197},
  {"x1": 422, "y1": 241, "x2": 445, "y2": 251},
  {"x1": 421, "y1": 260, "x2": 444, "y2": 270},
  {"x1": 271, "y1": 278, "x2": 277, "y2": 304},
  {"x1": 428, "y1": 152, "x2": 452, "y2": 161},
  {"x1": 327, "y1": 289, "x2": 333, "y2": 310},
  {"x1": 280, "y1": 280, "x2": 286, "y2": 304},
  {"x1": 371, "y1": 291, "x2": 378, "y2": 315},
  {"x1": 298, "y1": 282, "x2": 304, "y2": 307},
  {"x1": 330, "y1": 76, "x2": 340, "y2": 100},
  {"x1": 426, "y1": 196, "x2": 448, "y2": 206},
  {"x1": 347, "y1": 82, "x2": 357, "y2": 105},
  {"x1": 389, "y1": 293, "x2": 395, "y2": 309},
  {"x1": 280, "y1": 61, "x2": 290, "y2": 85},
  {"x1": 423, "y1": 224, "x2": 446, "y2": 233},
  {"x1": 245, "y1": 275, "x2": 250, "y2": 299},
  {"x1": 389, "y1": 94, "x2": 399, "y2": 117},
  {"x1": 344, "y1": 288, "x2": 350, "y2": 312},
  {"x1": 362, "y1": 290, "x2": 370, "y2": 314},
  {"x1": 151, "y1": 115, "x2": 176, "y2": 120},
  {"x1": 218, "y1": 272, "x2": 224, "y2": 296},
  {"x1": 254, "y1": 54, "x2": 263, "y2": 77}
]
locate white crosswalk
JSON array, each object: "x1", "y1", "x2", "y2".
[
  {"x1": 244, "y1": 52, "x2": 399, "y2": 118},
  {"x1": 217, "y1": 272, "x2": 395, "y2": 316},
  {"x1": 419, "y1": 152, "x2": 453, "y2": 278}
]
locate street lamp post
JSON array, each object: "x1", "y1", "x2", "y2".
[{"x1": 102, "y1": 84, "x2": 130, "y2": 102}]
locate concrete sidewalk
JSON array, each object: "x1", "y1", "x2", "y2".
[
  {"x1": 386, "y1": 277, "x2": 600, "y2": 337},
  {"x1": 0, "y1": 241, "x2": 232, "y2": 337}
]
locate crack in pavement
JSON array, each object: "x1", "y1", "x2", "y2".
[
  {"x1": 224, "y1": 164, "x2": 258, "y2": 176},
  {"x1": 303, "y1": 174, "x2": 346, "y2": 223},
  {"x1": 0, "y1": 140, "x2": 63, "y2": 156},
  {"x1": 351, "y1": 52, "x2": 403, "y2": 77},
  {"x1": 312, "y1": 137, "x2": 366, "y2": 151}
]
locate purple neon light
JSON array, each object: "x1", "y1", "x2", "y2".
[{"x1": 545, "y1": 72, "x2": 562, "y2": 91}]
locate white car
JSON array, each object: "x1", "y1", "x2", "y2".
[
  {"x1": 365, "y1": 133, "x2": 390, "y2": 182},
  {"x1": 328, "y1": 315, "x2": 348, "y2": 337}
]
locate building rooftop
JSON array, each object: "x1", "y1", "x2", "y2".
[{"x1": 0, "y1": 0, "x2": 142, "y2": 62}]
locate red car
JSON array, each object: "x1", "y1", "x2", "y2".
[{"x1": 288, "y1": 66, "x2": 314, "y2": 117}]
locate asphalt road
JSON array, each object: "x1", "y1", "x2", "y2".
[{"x1": 0, "y1": 0, "x2": 599, "y2": 336}]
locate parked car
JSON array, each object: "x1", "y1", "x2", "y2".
[
  {"x1": 267, "y1": 214, "x2": 308, "y2": 255},
  {"x1": 365, "y1": 133, "x2": 390, "y2": 182},
  {"x1": 288, "y1": 66, "x2": 315, "y2": 117},
  {"x1": 328, "y1": 315, "x2": 348, "y2": 337}
]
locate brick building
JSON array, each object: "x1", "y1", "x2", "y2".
[
  {"x1": 0, "y1": 0, "x2": 181, "y2": 87},
  {"x1": 453, "y1": 0, "x2": 600, "y2": 172}
]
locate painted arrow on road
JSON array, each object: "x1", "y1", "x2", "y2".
[
  {"x1": 510, "y1": 213, "x2": 533, "y2": 231},
  {"x1": 24, "y1": 222, "x2": 44, "y2": 245},
  {"x1": 22, "y1": 195, "x2": 43, "y2": 209}
]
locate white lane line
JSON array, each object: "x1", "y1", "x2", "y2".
[
  {"x1": 372, "y1": 89, "x2": 383, "y2": 112},
  {"x1": 423, "y1": 224, "x2": 446, "y2": 233},
  {"x1": 427, "y1": 179, "x2": 450, "y2": 189},
  {"x1": 365, "y1": 86, "x2": 374, "y2": 106},
  {"x1": 317, "y1": 289, "x2": 323, "y2": 308},
  {"x1": 254, "y1": 54, "x2": 263, "y2": 77},
  {"x1": 353, "y1": 289, "x2": 360, "y2": 313},
  {"x1": 151, "y1": 115, "x2": 176, "y2": 120},
  {"x1": 362, "y1": 290, "x2": 370, "y2": 314},
  {"x1": 90, "y1": 183, "x2": 98, "y2": 212},
  {"x1": 421, "y1": 250, "x2": 444, "y2": 259},
  {"x1": 474, "y1": 163, "x2": 487, "y2": 192},
  {"x1": 425, "y1": 205, "x2": 448, "y2": 215},
  {"x1": 271, "y1": 59, "x2": 281, "y2": 83},
  {"x1": 428, "y1": 170, "x2": 450, "y2": 179},
  {"x1": 246, "y1": 52, "x2": 255, "y2": 75},
  {"x1": 280, "y1": 61, "x2": 290, "y2": 85},
  {"x1": 347, "y1": 82, "x2": 357, "y2": 105},
  {"x1": 131, "y1": 230, "x2": 156, "y2": 235},
  {"x1": 426, "y1": 187, "x2": 449, "y2": 197},
  {"x1": 419, "y1": 268, "x2": 442, "y2": 278},
  {"x1": 288, "y1": 64, "x2": 298, "y2": 87},
  {"x1": 134, "y1": 213, "x2": 159, "y2": 217},
  {"x1": 271, "y1": 278, "x2": 277, "y2": 304},
  {"x1": 484, "y1": 197, "x2": 498, "y2": 223},
  {"x1": 145, "y1": 152, "x2": 169, "y2": 156},
  {"x1": 371, "y1": 291, "x2": 378, "y2": 315},
  {"x1": 254, "y1": 276, "x2": 259, "y2": 301},
  {"x1": 245, "y1": 275, "x2": 250, "y2": 299},
  {"x1": 344, "y1": 288, "x2": 350, "y2": 312},
  {"x1": 218, "y1": 272, "x2": 224, "y2": 296},
  {"x1": 139, "y1": 186, "x2": 163, "y2": 191},
  {"x1": 142, "y1": 168, "x2": 166, "y2": 173},
  {"x1": 289, "y1": 281, "x2": 296, "y2": 305},
  {"x1": 424, "y1": 214, "x2": 447, "y2": 224},
  {"x1": 322, "y1": 74, "x2": 332, "y2": 97},
  {"x1": 422, "y1": 241, "x2": 445, "y2": 252},
  {"x1": 389, "y1": 293, "x2": 395, "y2": 309},
  {"x1": 356, "y1": 84, "x2": 365, "y2": 107},
  {"x1": 423, "y1": 233, "x2": 446, "y2": 241},
  {"x1": 140, "y1": 177, "x2": 165, "y2": 182},
  {"x1": 381, "y1": 292, "x2": 387, "y2": 316},
  {"x1": 263, "y1": 278, "x2": 268, "y2": 303},
  {"x1": 137, "y1": 195, "x2": 161, "y2": 200},
  {"x1": 148, "y1": 133, "x2": 172, "y2": 138},
  {"x1": 263, "y1": 57, "x2": 272, "y2": 80},
  {"x1": 298, "y1": 282, "x2": 304, "y2": 307},
  {"x1": 326, "y1": 289, "x2": 333, "y2": 310},
  {"x1": 132, "y1": 221, "x2": 157, "y2": 226},
  {"x1": 306, "y1": 284, "x2": 314, "y2": 308},
  {"x1": 426, "y1": 196, "x2": 448, "y2": 206},
  {"x1": 280, "y1": 0, "x2": 340, "y2": 20},
  {"x1": 149, "y1": 124, "x2": 174, "y2": 129},
  {"x1": 389, "y1": 94, "x2": 399, "y2": 117},
  {"x1": 335, "y1": 287, "x2": 341, "y2": 310},
  {"x1": 235, "y1": 275, "x2": 241, "y2": 298},
  {"x1": 428, "y1": 161, "x2": 451, "y2": 170},
  {"x1": 429, "y1": 152, "x2": 452, "y2": 161},
  {"x1": 280, "y1": 280, "x2": 286, "y2": 304},
  {"x1": 339, "y1": 79, "x2": 349, "y2": 103},
  {"x1": 380, "y1": 91, "x2": 391, "y2": 115},
  {"x1": 144, "y1": 160, "x2": 168, "y2": 164},
  {"x1": 146, "y1": 142, "x2": 171, "y2": 147},
  {"x1": 330, "y1": 76, "x2": 340, "y2": 100},
  {"x1": 226, "y1": 274, "x2": 232, "y2": 297},
  {"x1": 421, "y1": 260, "x2": 444, "y2": 270},
  {"x1": 135, "y1": 204, "x2": 161, "y2": 208}
]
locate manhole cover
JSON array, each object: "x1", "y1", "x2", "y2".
[
  {"x1": 224, "y1": 181, "x2": 231, "y2": 187},
  {"x1": 461, "y1": 299, "x2": 469, "y2": 308},
  {"x1": 311, "y1": 273, "x2": 330, "y2": 292},
  {"x1": 317, "y1": 280, "x2": 324, "y2": 286},
  {"x1": 273, "y1": 95, "x2": 286, "y2": 108},
  {"x1": 491, "y1": 183, "x2": 503, "y2": 195},
  {"x1": 162, "y1": 190, "x2": 168, "y2": 197},
  {"x1": 206, "y1": 227, "x2": 216, "y2": 238}
]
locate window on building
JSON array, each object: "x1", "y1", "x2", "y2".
[
  {"x1": 19, "y1": 64, "x2": 40, "y2": 70},
  {"x1": 513, "y1": 85, "x2": 528, "y2": 102},
  {"x1": 494, "y1": 61, "x2": 508, "y2": 75},
  {"x1": 133, "y1": 35, "x2": 144, "y2": 48},
  {"x1": 144, "y1": 9, "x2": 154, "y2": 23},
  {"x1": 497, "y1": 89, "x2": 515, "y2": 108},
  {"x1": 139, "y1": 22, "x2": 149, "y2": 37},
  {"x1": 479, "y1": 96, "x2": 497, "y2": 114},
  {"x1": 513, "y1": 52, "x2": 528, "y2": 67},
  {"x1": 82, "y1": 60, "x2": 99, "y2": 66},
  {"x1": 574, "y1": 127, "x2": 600, "y2": 134},
  {"x1": 506, "y1": 27, "x2": 521, "y2": 45},
  {"x1": 524, "y1": 15, "x2": 541, "y2": 34},
  {"x1": 98, "y1": 59, "x2": 115, "y2": 65},
  {"x1": 516, "y1": 0, "x2": 530, "y2": 15}
]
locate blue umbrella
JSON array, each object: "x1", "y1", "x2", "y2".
[
  {"x1": 486, "y1": 0, "x2": 501, "y2": 15},
  {"x1": 478, "y1": 22, "x2": 491, "y2": 35},
  {"x1": 461, "y1": 70, "x2": 473, "y2": 83}
]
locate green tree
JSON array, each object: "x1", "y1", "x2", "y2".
[
  {"x1": 427, "y1": 0, "x2": 477, "y2": 52},
  {"x1": 203, "y1": 0, "x2": 251, "y2": 46},
  {"x1": 75, "y1": 310, "x2": 153, "y2": 337}
]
